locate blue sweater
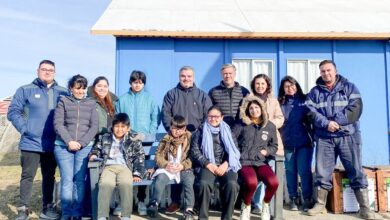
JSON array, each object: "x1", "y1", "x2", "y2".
[{"x1": 116, "y1": 89, "x2": 160, "y2": 134}]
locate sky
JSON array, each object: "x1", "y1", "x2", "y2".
[{"x1": 0, "y1": 0, "x2": 115, "y2": 99}]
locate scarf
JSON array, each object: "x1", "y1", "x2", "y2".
[
  {"x1": 163, "y1": 132, "x2": 188, "y2": 157},
  {"x1": 201, "y1": 121, "x2": 241, "y2": 172}
]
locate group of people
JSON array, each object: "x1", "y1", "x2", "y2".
[{"x1": 7, "y1": 59, "x2": 374, "y2": 220}]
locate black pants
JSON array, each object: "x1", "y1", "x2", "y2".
[
  {"x1": 197, "y1": 168, "x2": 239, "y2": 220},
  {"x1": 20, "y1": 150, "x2": 57, "y2": 208}
]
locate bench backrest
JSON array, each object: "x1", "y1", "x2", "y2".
[{"x1": 142, "y1": 132, "x2": 166, "y2": 169}]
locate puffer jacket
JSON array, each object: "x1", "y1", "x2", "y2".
[
  {"x1": 280, "y1": 95, "x2": 312, "y2": 149},
  {"x1": 7, "y1": 78, "x2": 68, "y2": 152},
  {"x1": 209, "y1": 81, "x2": 249, "y2": 127},
  {"x1": 155, "y1": 131, "x2": 192, "y2": 170},
  {"x1": 89, "y1": 132, "x2": 146, "y2": 178},
  {"x1": 190, "y1": 127, "x2": 238, "y2": 168},
  {"x1": 54, "y1": 95, "x2": 98, "y2": 147},
  {"x1": 306, "y1": 74, "x2": 362, "y2": 138},
  {"x1": 233, "y1": 96, "x2": 278, "y2": 166},
  {"x1": 116, "y1": 89, "x2": 160, "y2": 134},
  {"x1": 162, "y1": 83, "x2": 212, "y2": 132},
  {"x1": 87, "y1": 86, "x2": 118, "y2": 135}
]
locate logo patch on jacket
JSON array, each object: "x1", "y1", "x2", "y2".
[
  {"x1": 35, "y1": 94, "x2": 41, "y2": 98},
  {"x1": 261, "y1": 131, "x2": 269, "y2": 141}
]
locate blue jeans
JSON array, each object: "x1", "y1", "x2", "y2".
[
  {"x1": 315, "y1": 135, "x2": 367, "y2": 191},
  {"x1": 285, "y1": 147, "x2": 313, "y2": 199},
  {"x1": 54, "y1": 144, "x2": 92, "y2": 217}
]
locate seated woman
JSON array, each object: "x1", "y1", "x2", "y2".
[
  {"x1": 190, "y1": 106, "x2": 241, "y2": 220},
  {"x1": 89, "y1": 113, "x2": 146, "y2": 220},
  {"x1": 147, "y1": 115, "x2": 195, "y2": 219},
  {"x1": 233, "y1": 96, "x2": 279, "y2": 220}
]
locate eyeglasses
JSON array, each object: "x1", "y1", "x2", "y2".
[
  {"x1": 208, "y1": 115, "x2": 222, "y2": 119},
  {"x1": 40, "y1": 68, "x2": 55, "y2": 73}
]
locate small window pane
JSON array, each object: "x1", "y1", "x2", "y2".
[
  {"x1": 233, "y1": 60, "x2": 251, "y2": 89},
  {"x1": 288, "y1": 60, "x2": 308, "y2": 92},
  {"x1": 308, "y1": 61, "x2": 321, "y2": 92}
]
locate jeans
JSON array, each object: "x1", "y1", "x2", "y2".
[
  {"x1": 197, "y1": 168, "x2": 239, "y2": 220},
  {"x1": 151, "y1": 170, "x2": 195, "y2": 209},
  {"x1": 54, "y1": 144, "x2": 92, "y2": 217},
  {"x1": 315, "y1": 135, "x2": 367, "y2": 191},
  {"x1": 98, "y1": 165, "x2": 133, "y2": 218},
  {"x1": 285, "y1": 147, "x2": 313, "y2": 199},
  {"x1": 19, "y1": 150, "x2": 57, "y2": 208}
]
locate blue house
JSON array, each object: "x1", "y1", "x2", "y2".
[{"x1": 92, "y1": 0, "x2": 390, "y2": 165}]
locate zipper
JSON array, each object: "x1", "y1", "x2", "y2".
[{"x1": 75, "y1": 101, "x2": 80, "y2": 141}]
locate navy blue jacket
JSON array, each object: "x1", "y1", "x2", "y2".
[
  {"x1": 306, "y1": 75, "x2": 363, "y2": 138},
  {"x1": 7, "y1": 78, "x2": 68, "y2": 152},
  {"x1": 280, "y1": 95, "x2": 312, "y2": 149}
]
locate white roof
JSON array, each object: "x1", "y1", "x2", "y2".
[{"x1": 92, "y1": 0, "x2": 390, "y2": 39}]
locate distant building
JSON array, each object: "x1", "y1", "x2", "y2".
[{"x1": 92, "y1": 0, "x2": 390, "y2": 165}]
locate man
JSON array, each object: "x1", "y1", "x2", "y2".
[
  {"x1": 209, "y1": 63, "x2": 249, "y2": 127},
  {"x1": 8, "y1": 60, "x2": 68, "y2": 220},
  {"x1": 305, "y1": 60, "x2": 375, "y2": 219},
  {"x1": 161, "y1": 66, "x2": 212, "y2": 213}
]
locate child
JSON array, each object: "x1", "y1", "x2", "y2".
[
  {"x1": 147, "y1": 115, "x2": 195, "y2": 220},
  {"x1": 89, "y1": 113, "x2": 146, "y2": 220}
]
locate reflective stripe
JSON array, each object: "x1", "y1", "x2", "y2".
[
  {"x1": 333, "y1": 101, "x2": 349, "y2": 107},
  {"x1": 349, "y1": 93, "x2": 361, "y2": 99},
  {"x1": 306, "y1": 100, "x2": 327, "y2": 108}
]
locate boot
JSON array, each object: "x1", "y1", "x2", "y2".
[
  {"x1": 354, "y1": 188, "x2": 375, "y2": 220},
  {"x1": 307, "y1": 187, "x2": 328, "y2": 216}
]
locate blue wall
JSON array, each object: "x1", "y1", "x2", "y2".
[{"x1": 116, "y1": 37, "x2": 390, "y2": 165}]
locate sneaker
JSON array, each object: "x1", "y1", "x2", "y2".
[
  {"x1": 302, "y1": 198, "x2": 313, "y2": 212},
  {"x1": 138, "y1": 202, "x2": 147, "y2": 216},
  {"x1": 39, "y1": 204, "x2": 59, "y2": 219},
  {"x1": 240, "y1": 202, "x2": 251, "y2": 220},
  {"x1": 147, "y1": 201, "x2": 158, "y2": 218},
  {"x1": 182, "y1": 209, "x2": 195, "y2": 220},
  {"x1": 166, "y1": 202, "x2": 180, "y2": 214},
  {"x1": 251, "y1": 206, "x2": 261, "y2": 215},
  {"x1": 15, "y1": 206, "x2": 29, "y2": 220},
  {"x1": 112, "y1": 205, "x2": 121, "y2": 216},
  {"x1": 289, "y1": 197, "x2": 299, "y2": 211},
  {"x1": 261, "y1": 202, "x2": 270, "y2": 220}
]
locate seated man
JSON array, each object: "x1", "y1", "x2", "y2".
[
  {"x1": 147, "y1": 115, "x2": 195, "y2": 220},
  {"x1": 89, "y1": 113, "x2": 146, "y2": 220}
]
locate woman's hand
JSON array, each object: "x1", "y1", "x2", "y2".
[
  {"x1": 133, "y1": 176, "x2": 142, "y2": 182},
  {"x1": 215, "y1": 161, "x2": 228, "y2": 176},
  {"x1": 68, "y1": 141, "x2": 81, "y2": 151},
  {"x1": 206, "y1": 163, "x2": 218, "y2": 174},
  {"x1": 260, "y1": 149, "x2": 268, "y2": 156}
]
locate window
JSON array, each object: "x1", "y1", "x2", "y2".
[
  {"x1": 232, "y1": 59, "x2": 274, "y2": 90},
  {"x1": 287, "y1": 60, "x2": 321, "y2": 93}
]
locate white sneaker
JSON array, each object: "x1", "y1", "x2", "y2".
[
  {"x1": 113, "y1": 205, "x2": 122, "y2": 216},
  {"x1": 261, "y1": 202, "x2": 270, "y2": 220},
  {"x1": 138, "y1": 202, "x2": 147, "y2": 216},
  {"x1": 240, "y1": 202, "x2": 251, "y2": 220}
]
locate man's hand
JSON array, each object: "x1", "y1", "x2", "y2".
[
  {"x1": 327, "y1": 121, "x2": 340, "y2": 132},
  {"x1": 214, "y1": 161, "x2": 228, "y2": 176},
  {"x1": 68, "y1": 141, "x2": 81, "y2": 151},
  {"x1": 89, "y1": 155, "x2": 97, "y2": 162}
]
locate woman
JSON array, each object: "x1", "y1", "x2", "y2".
[
  {"x1": 245, "y1": 74, "x2": 284, "y2": 213},
  {"x1": 190, "y1": 106, "x2": 241, "y2": 220},
  {"x1": 278, "y1": 76, "x2": 313, "y2": 211},
  {"x1": 88, "y1": 76, "x2": 118, "y2": 135},
  {"x1": 54, "y1": 74, "x2": 98, "y2": 220},
  {"x1": 234, "y1": 96, "x2": 279, "y2": 220}
]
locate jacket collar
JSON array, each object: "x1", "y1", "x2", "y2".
[
  {"x1": 176, "y1": 83, "x2": 197, "y2": 92},
  {"x1": 33, "y1": 78, "x2": 58, "y2": 89}
]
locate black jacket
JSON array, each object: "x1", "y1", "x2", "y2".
[
  {"x1": 89, "y1": 132, "x2": 146, "y2": 178},
  {"x1": 162, "y1": 83, "x2": 212, "y2": 132},
  {"x1": 190, "y1": 127, "x2": 238, "y2": 168},
  {"x1": 209, "y1": 81, "x2": 249, "y2": 127}
]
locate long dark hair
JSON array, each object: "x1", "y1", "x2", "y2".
[
  {"x1": 250, "y1": 74, "x2": 272, "y2": 96},
  {"x1": 92, "y1": 76, "x2": 115, "y2": 117},
  {"x1": 277, "y1": 76, "x2": 306, "y2": 105}
]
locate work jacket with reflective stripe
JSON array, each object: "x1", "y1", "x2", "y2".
[{"x1": 306, "y1": 74, "x2": 362, "y2": 138}]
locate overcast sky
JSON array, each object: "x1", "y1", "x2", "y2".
[{"x1": 0, "y1": 0, "x2": 115, "y2": 99}]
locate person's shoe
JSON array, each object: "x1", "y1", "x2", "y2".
[
  {"x1": 289, "y1": 197, "x2": 299, "y2": 211},
  {"x1": 302, "y1": 198, "x2": 314, "y2": 212},
  {"x1": 251, "y1": 206, "x2": 261, "y2": 215},
  {"x1": 166, "y1": 202, "x2": 180, "y2": 214},
  {"x1": 261, "y1": 202, "x2": 270, "y2": 220},
  {"x1": 60, "y1": 217, "x2": 71, "y2": 220},
  {"x1": 121, "y1": 217, "x2": 130, "y2": 220},
  {"x1": 97, "y1": 218, "x2": 107, "y2": 220},
  {"x1": 112, "y1": 205, "x2": 122, "y2": 216},
  {"x1": 39, "y1": 204, "x2": 59, "y2": 219},
  {"x1": 239, "y1": 202, "x2": 251, "y2": 220},
  {"x1": 354, "y1": 188, "x2": 375, "y2": 220},
  {"x1": 147, "y1": 200, "x2": 158, "y2": 218},
  {"x1": 307, "y1": 187, "x2": 328, "y2": 216},
  {"x1": 15, "y1": 206, "x2": 30, "y2": 220},
  {"x1": 182, "y1": 209, "x2": 195, "y2": 220},
  {"x1": 138, "y1": 201, "x2": 147, "y2": 216},
  {"x1": 72, "y1": 217, "x2": 82, "y2": 220}
]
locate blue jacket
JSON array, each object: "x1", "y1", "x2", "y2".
[
  {"x1": 306, "y1": 75, "x2": 363, "y2": 138},
  {"x1": 7, "y1": 78, "x2": 68, "y2": 152},
  {"x1": 115, "y1": 89, "x2": 160, "y2": 135},
  {"x1": 280, "y1": 95, "x2": 312, "y2": 149}
]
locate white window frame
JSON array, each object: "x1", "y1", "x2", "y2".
[
  {"x1": 287, "y1": 59, "x2": 322, "y2": 93},
  {"x1": 232, "y1": 59, "x2": 275, "y2": 91}
]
